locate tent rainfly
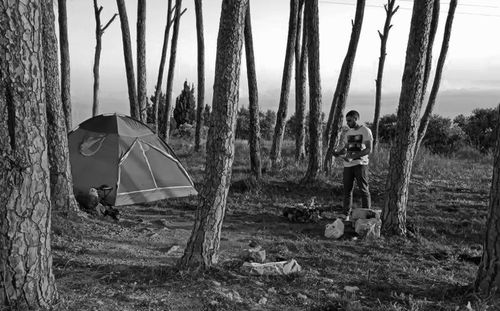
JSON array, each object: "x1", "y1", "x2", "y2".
[{"x1": 68, "y1": 113, "x2": 197, "y2": 206}]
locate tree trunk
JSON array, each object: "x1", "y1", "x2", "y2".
[
  {"x1": 154, "y1": 0, "x2": 173, "y2": 133},
  {"x1": 93, "y1": 0, "x2": 102, "y2": 117},
  {"x1": 295, "y1": 0, "x2": 307, "y2": 162},
  {"x1": 42, "y1": 0, "x2": 79, "y2": 212},
  {"x1": 244, "y1": 1, "x2": 262, "y2": 180},
  {"x1": 475, "y1": 104, "x2": 500, "y2": 297},
  {"x1": 372, "y1": 0, "x2": 398, "y2": 151},
  {"x1": 194, "y1": 0, "x2": 205, "y2": 151},
  {"x1": 382, "y1": 0, "x2": 435, "y2": 236},
  {"x1": 420, "y1": 0, "x2": 440, "y2": 106},
  {"x1": 270, "y1": 0, "x2": 299, "y2": 168},
  {"x1": 0, "y1": 1, "x2": 58, "y2": 307},
  {"x1": 137, "y1": 0, "x2": 147, "y2": 122},
  {"x1": 58, "y1": 0, "x2": 72, "y2": 130},
  {"x1": 116, "y1": 0, "x2": 139, "y2": 119},
  {"x1": 416, "y1": 0, "x2": 457, "y2": 153},
  {"x1": 324, "y1": 0, "x2": 366, "y2": 172},
  {"x1": 302, "y1": 0, "x2": 322, "y2": 183},
  {"x1": 160, "y1": 0, "x2": 183, "y2": 142},
  {"x1": 179, "y1": 0, "x2": 247, "y2": 270},
  {"x1": 92, "y1": 1, "x2": 117, "y2": 116}
]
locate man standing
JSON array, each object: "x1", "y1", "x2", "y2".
[{"x1": 332, "y1": 110, "x2": 373, "y2": 219}]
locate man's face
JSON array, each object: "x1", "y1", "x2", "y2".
[{"x1": 346, "y1": 116, "x2": 358, "y2": 128}]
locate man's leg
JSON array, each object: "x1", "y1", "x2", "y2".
[
  {"x1": 354, "y1": 165, "x2": 371, "y2": 209},
  {"x1": 343, "y1": 166, "x2": 355, "y2": 216}
]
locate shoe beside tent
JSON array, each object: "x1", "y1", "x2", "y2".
[{"x1": 68, "y1": 113, "x2": 197, "y2": 206}]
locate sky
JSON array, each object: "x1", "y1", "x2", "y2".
[{"x1": 65, "y1": 0, "x2": 500, "y2": 126}]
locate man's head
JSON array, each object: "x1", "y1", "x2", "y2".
[{"x1": 346, "y1": 110, "x2": 360, "y2": 128}]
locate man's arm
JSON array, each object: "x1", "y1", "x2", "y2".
[{"x1": 332, "y1": 143, "x2": 348, "y2": 157}]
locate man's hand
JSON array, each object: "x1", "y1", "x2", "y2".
[{"x1": 332, "y1": 148, "x2": 347, "y2": 157}]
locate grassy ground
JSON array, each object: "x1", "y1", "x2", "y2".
[{"x1": 51, "y1": 138, "x2": 497, "y2": 310}]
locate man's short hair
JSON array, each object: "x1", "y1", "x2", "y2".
[{"x1": 346, "y1": 110, "x2": 360, "y2": 119}]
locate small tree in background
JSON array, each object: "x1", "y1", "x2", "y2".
[{"x1": 173, "y1": 81, "x2": 196, "y2": 128}]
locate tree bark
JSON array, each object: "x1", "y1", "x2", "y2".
[
  {"x1": 58, "y1": 0, "x2": 72, "y2": 130},
  {"x1": 137, "y1": 0, "x2": 147, "y2": 122},
  {"x1": 160, "y1": 0, "x2": 183, "y2": 142},
  {"x1": 0, "y1": 1, "x2": 58, "y2": 307},
  {"x1": 295, "y1": 0, "x2": 307, "y2": 162},
  {"x1": 372, "y1": 0, "x2": 399, "y2": 151},
  {"x1": 154, "y1": 0, "x2": 173, "y2": 133},
  {"x1": 42, "y1": 0, "x2": 79, "y2": 212},
  {"x1": 382, "y1": 0, "x2": 434, "y2": 236},
  {"x1": 416, "y1": 0, "x2": 457, "y2": 153},
  {"x1": 302, "y1": 0, "x2": 322, "y2": 183},
  {"x1": 324, "y1": 0, "x2": 366, "y2": 172},
  {"x1": 116, "y1": 0, "x2": 139, "y2": 119},
  {"x1": 475, "y1": 104, "x2": 500, "y2": 297},
  {"x1": 194, "y1": 0, "x2": 205, "y2": 151},
  {"x1": 179, "y1": 0, "x2": 247, "y2": 270},
  {"x1": 92, "y1": 0, "x2": 117, "y2": 117},
  {"x1": 270, "y1": 0, "x2": 299, "y2": 168},
  {"x1": 420, "y1": 0, "x2": 440, "y2": 107},
  {"x1": 244, "y1": 1, "x2": 262, "y2": 180}
]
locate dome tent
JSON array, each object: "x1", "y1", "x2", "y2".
[{"x1": 68, "y1": 114, "x2": 197, "y2": 206}]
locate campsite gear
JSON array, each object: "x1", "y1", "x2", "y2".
[
  {"x1": 325, "y1": 219, "x2": 345, "y2": 239},
  {"x1": 351, "y1": 208, "x2": 381, "y2": 221},
  {"x1": 69, "y1": 114, "x2": 197, "y2": 206},
  {"x1": 283, "y1": 205, "x2": 321, "y2": 223}
]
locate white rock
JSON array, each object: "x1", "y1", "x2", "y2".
[
  {"x1": 355, "y1": 218, "x2": 382, "y2": 239},
  {"x1": 242, "y1": 259, "x2": 301, "y2": 276},
  {"x1": 351, "y1": 208, "x2": 381, "y2": 221},
  {"x1": 267, "y1": 287, "x2": 277, "y2": 294},
  {"x1": 258, "y1": 297, "x2": 268, "y2": 305},
  {"x1": 297, "y1": 293, "x2": 308, "y2": 300},
  {"x1": 344, "y1": 286, "x2": 359, "y2": 293},
  {"x1": 325, "y1": 219, "x2": 344, "y2": 239}
]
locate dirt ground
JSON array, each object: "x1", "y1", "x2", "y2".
[{"x1": 50, "y1": 142, "x2": 497, "y2": 310}]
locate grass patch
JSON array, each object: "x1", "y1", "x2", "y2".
[{"x1": 52, "y1": 138, "x2": 497, "y2": 310}]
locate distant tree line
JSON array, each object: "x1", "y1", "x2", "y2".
[{"x1": 372, "y1": 107, "x2": 498, "y2": 155}]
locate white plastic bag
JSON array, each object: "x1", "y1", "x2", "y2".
[{"x1": 325, "y1": 219, "x2": 345, "y2": 239}]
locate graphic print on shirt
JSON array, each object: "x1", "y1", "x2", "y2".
[{"x1": 347, "y1": 134, "x2": 363, "y2": 153}]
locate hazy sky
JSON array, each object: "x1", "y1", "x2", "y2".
[{"x1": 66, "y1": 0, "x2": 500, "y2": 125}]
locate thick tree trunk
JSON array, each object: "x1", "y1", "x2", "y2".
[
  {"x1": 475, "y1": 104, "x2": 500, "y2": 297},
  {"x1": 194, "y1": 0, "x2": 205, "y2": 151},
  {"x1": 160, "y1": 0, "x2": 183, "y2": 142},
  {"x1": 372, "y1": 0, "x2": 398, "y2": 151},
  {"x1": 42, "y1": 0, "x2": 79, "y2": 212},
  {"x1": 0, "y1": 1, "x2": 58, "y2": 307},
  {"x1": 382, "y1": 0, "x2": 434, "y2": 236},
  {"x1": 302, "y1": 0, "x2": 322, "y2": 183},
  {"x1": 324, "y1": 0, "x2": 366, "y2": 172},
  {"x1": 154, "y1": 0, "x2": 173, "y2": 133},
  {"x1": 270, "y1": 0, "x2": 299, "y2": 168},
  {"x1": 244, "y1": 1, "x2": 262, "y2": 180},
  {"x1": 58, "y1": 0, "x2": 72, "y2": 130},
  {"x1": 116, "y1": 0, "x2": 139, "y2": 119},
  {"x1": 416, "y1": 0, "x2": 457, "y2": 153},
  {"x1": 179, "y1": 0, "x2": 247, "y2": 270},
  {"x1": 295, "y1": 0, "x2": 307, "y2": 162},
  {"x1": 137, "y1": 0, "x2": 147, "y2": 122}
]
